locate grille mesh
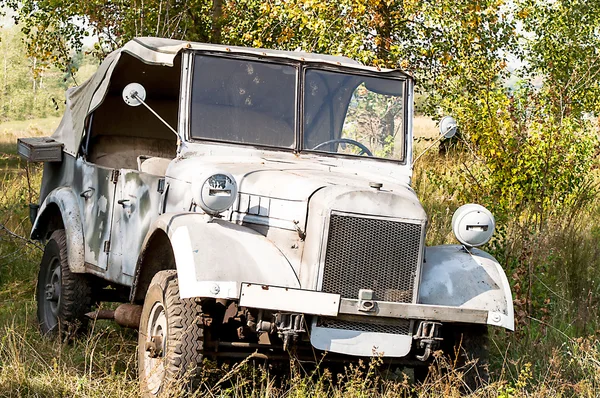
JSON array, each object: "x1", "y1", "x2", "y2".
[
  {"x1": 318, "y1": 317, "x2": 411, "y2": 335},
  {"x1": 321, "y1": 214, "x2": 422, "y2": 303}
]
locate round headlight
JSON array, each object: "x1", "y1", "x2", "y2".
[
  {"x1": 452, "y1": 204, "x2": 495, "y2": 247},
  {"x1": 193, "y1": 172, "x2": 238, "y2": 215}
]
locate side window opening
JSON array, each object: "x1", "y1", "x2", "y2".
[{"x1": 86, "y1": 54, "x2": 180, "y2": 171}]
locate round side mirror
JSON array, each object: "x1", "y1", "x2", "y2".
[
  {"x1": 122, "y1": 82, "x2": 146, "y2": 107},
  {"x1": 439, "y1": 116, "x2": 458, "y2": 139}
]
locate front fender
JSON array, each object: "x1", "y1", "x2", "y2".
[
  {"x1": 419, "y1": 245, "x2": 514, "y2": 331},
  {"x1": 139, "y1": 213, "x2": 300, "y2": 300},
  {"x1": 31, "y1": 187, "x2": 85, "y2": 273}
]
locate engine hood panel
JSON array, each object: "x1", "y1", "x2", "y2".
[
  {"x1": 165, "y1": 156, "x2": 427, "y2": 293},
  {"x1": 167, "y1": 156, "x2": 414, "y2": 203},
  {"x1": 308, "y1": 185, "x2": 427, "y2": 221}
]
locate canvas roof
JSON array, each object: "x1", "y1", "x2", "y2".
[{"x1": 53, "y1": 37, "x2": 408, "y2": 155}]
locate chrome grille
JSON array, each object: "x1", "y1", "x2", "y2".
[
  {"x1": 321, "y1": 214, "x2": 422, "y2": 303},
  {"x1": 318, "y1": 317, "x2": 411, "y2": 335}
]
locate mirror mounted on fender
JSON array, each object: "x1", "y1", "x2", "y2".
[
  {"x1": 439, "y1": 116, "x2": 458, "y2": 139},
  {"x1": 412, "y1": 116, "x2": 458, "y2": 166}
]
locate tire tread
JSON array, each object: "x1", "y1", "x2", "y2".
[
  {"x1": 37, "y1": 229, "x2": 92, "y2": 336},
  {"x1": 141, "y1": 270, "x2": 205, "y2": 393}
]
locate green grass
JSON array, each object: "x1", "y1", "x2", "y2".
[
  {"x1": 0, "y1": 117, "x2": 61, "y2": 135},
  {"x1": 1, "y1": 118, "x2": 600, "y2": 397},
  {"x1": 0, "y1": 117, "x2": 60, "y2": 170}
]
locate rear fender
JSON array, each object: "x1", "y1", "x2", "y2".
[
  {"x1": 31, "y1": 187, "x2": 85, "y2": 273},
  {"x1": 419, "y1": 245, "x2": 514, "y2": 331},
  {"x1": 134, "y1": 213, "x2": 300, "y2": 300}
]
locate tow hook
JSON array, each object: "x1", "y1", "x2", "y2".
[
  {"x1": 255, "y1": 311, "x2": 306, "y2": 351},
  {"x1": 276, "y1": 313, "x2": 305, "y2": 351},
  {"x1": 413, "y1": 321, "x2": 443, "y2": 361}
]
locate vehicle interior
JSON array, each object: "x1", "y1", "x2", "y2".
[{"x1": 83, "y1": 53, "x2": 180, "y2": 176}]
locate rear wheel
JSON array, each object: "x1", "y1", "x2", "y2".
[
  {"x1": 138, "y1": 270, "x2": 205, "y2": 396},
  {"x1": 36, "y1": 229, "x2": 92, "y2": 336}
]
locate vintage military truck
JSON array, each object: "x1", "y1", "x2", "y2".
[{"x1": 19, "y1": 37, "x2": 513, "y2": 394}]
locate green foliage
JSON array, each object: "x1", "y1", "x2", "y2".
[
  {"x1": 1, "y1": 0, "x2": 221, "y2": 67},
  {"x1": 0, "y1": 26, "x2": 60, "y2": 120},
  {"x1": 518, "y1": 0, "x2": 600, "y2": 117},
  {"x1": 455, "y1": 84, "x2": 597, "y2": 226},
  {"x1": 0, "y1": 26, "x2": 96, "y2": 121}
]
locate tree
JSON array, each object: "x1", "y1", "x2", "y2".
[
  {"x1": 519, "y1": 0, "x2": 600, "y2": 118},
  {"x1": 1, "y1": 0, "x2": 219, "y2": 72},
  {"x1": 0, "y1": 25, "x2": 75, "y2": 120}
]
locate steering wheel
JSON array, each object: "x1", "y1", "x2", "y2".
[{"x1": 312, "y1": 138, "x2": 373, "y2": 157}]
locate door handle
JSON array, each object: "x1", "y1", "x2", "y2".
[
  {"x1": 117, "y1": 199, "x2": 130, "y2": 207},
  {"x1": 80, "y1": 188, "x2": 95, "y2": 199}
]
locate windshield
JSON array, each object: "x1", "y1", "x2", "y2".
[
  {"x1": 190, "y1": 55, "x2": 297, "y2": 148},
  {"x1": 189, "y1": 55, "x2": 407, "y2": 162},
  {"x1": 303, "y1": 70, "x2": 405, "y2": 161}
]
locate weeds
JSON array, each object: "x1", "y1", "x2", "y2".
[{"x1": 2, "y1": 120, "x2": 600, "y2": 396}]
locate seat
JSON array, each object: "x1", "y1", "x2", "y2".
[{"x1": 138, "y1": 156, "x2": 172, "y2": 176}]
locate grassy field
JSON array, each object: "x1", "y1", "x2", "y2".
[{"x1": 1, "y1": 118, "x2": 600, "y2": 397}]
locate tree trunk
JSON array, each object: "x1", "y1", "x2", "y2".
[
  {"x1": 3, "y1": 40, "x2": 7, "y2": 115},
  {"x1": 374, "y1": 2, "x2": 393, "y2": 67},
  {"x1": 211, "y1": 0, "x2": 224, "y2": 43},
  {"x1": 32, "y1": 56, "x2": 37, "y2": 93}
]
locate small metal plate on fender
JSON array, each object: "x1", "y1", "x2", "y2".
[{"x1": 239, "y1": 283, "x2": 341, "y2": 316}]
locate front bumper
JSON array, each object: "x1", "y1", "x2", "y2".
[
  {"x1": 240, "y1": 282, "x2": 495, "y2": 324},
  {"x1": 239, "y1": 282, "x2": 510, "y2": 357}
]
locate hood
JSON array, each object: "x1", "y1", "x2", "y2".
[
  {"x1": 166, "y1": 156, "x2": 426, "y2": 230},
  {"x1": 167, "y1": 156, "x2": 415, "y2": 202}
]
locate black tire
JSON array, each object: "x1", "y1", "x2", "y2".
[
  {"x1": 446, "y1": 324, "x2": 489, "y2": 392},
  {"x1": 413, "y1": 365, "x2": 429, "y2": 384},
  {"x1": 138, "y1": 270, "x2": 205, "y2": 396},
  {"x1": 36, "y1": 229, "x2": 92, "y2": 337}
]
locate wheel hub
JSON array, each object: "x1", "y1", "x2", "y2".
[
  {"x1": 41, "y1": 259, "x2": 62, "y2": 329},
  {"x1": 144, "y1": 301, "x2": 167, "y2": 394},
  {"x1": 146, "y1": 335, "x2": 164, "y2": 358}
]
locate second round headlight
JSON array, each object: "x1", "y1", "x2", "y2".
[{"x1": 452, "y1": 204, "x2": 495, "y2": 247}]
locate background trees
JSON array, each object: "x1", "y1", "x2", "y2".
[{"x1": 0, "y1": 26, "x2": 72, "y2": 121}]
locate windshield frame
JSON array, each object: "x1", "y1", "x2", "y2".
[{"x1": 183, "y1": 51, "x2": 410, "y2": 164}]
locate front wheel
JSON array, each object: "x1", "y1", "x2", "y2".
[
  {"x1": 445, "y1": 324, "x2": 489, "y2": 392},
  {"x1": 36, "y1": 229, "x2": 92, "y2": 336},
  {"x1": 138, "y1": 270, "x2": 206, "y2": 396}
]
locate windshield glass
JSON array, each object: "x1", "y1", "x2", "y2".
[
  {"x1": 190, "y1": 55, "x2": 297, "y2": 148},
  {"x1": 303, "y1": 69, "x2": 405, "y2": 161}
]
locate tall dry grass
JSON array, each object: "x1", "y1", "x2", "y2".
[{"x1": 1, "y1": 119, "x2": 600, "y2": 396}]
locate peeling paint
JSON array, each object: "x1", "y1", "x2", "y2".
[
  {"x1": 98, "y1": 195, "x2": 108, "y2": 213},
  {"x1": 109, "y1": 170, "x2": 163, "y2": 280},
  {"x1": 32, "y1": 186, "x2": 86, "y2": 273}
]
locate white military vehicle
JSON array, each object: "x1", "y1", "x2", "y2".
[{"x1": 20, "y1": 37, "x2": 513, "y2": 394}]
